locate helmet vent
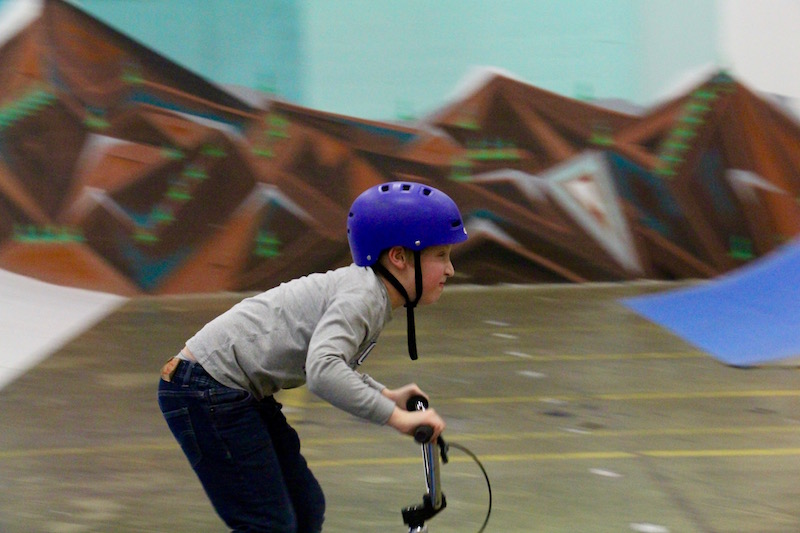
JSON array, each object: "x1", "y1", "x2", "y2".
[
  {"x1": 380, "y1": 184, "x2": 390, "y2": 192},
  {"x1": 422, "y1": 187, "x2": 432, "y2": 196},
  {"x1": 401, "y1": 183, "x2": 412, "y2": 191}
]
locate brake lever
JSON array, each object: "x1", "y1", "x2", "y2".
[{"x1": 438, "y1": 435, "x2": 449, "y2": 464}]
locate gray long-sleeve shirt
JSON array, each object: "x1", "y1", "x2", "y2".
[{"x1": 185, "y1": 264, "x2": 398, "y2": 425}]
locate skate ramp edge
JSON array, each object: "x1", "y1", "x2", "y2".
[
  {"x1": 0, "y1": 268, "x2": 127, "y2": 390},
  {"x1": 622, "y1": 238, "x2": 800, "y2": 367}
]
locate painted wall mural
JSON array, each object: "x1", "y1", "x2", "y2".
[{"x1": 1, "y1": 0, "x2": 799, "y2": 295}]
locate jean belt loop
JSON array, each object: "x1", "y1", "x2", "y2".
[{"x1": 177, "y1": 358, "x2": 194, "y2": 386}]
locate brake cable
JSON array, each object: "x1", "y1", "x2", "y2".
[{"x1": 444, "y1": 439, "x2": 492, "y2": 533}]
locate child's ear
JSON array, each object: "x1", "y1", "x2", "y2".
[{"x1": 386, "y1": 246, "x2": 408, "y2": 268}]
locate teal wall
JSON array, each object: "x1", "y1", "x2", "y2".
[
  {"x1": 71, "y1": 0, "x2": 304, "y2": 103},
  {"x1": 66, "y1": 0, "x2": 718, "y2": 120},
  {"x1": 303, "y1": 0, "x2": 639, "y2": 119},
  {"x1": 634, "y1": 1, "x2": 719, "y2": 102}
]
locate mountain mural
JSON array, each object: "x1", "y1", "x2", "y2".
[{"x1": 1, "y1": 0, "x2": 798, "y2": 295}]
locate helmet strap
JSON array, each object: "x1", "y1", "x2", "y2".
[{"x1": 372, "y1": 250, "x2": 423, "y2": 360}]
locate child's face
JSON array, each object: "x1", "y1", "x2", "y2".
[{"x1": 416, "y1": 245, "x2": 455, "y2": 305}]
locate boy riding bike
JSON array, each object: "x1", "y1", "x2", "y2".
[{"x1": 158, "y1": 181, "x2": 467, "y2": 532}]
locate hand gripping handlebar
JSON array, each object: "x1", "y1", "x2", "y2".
[{"x1": 406, "y1": 395, "x2": 435, "y2": 444}]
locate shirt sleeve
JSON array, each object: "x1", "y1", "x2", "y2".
[
  {"x1": 360, "y1": 373, "x2": 387, "y2": 392},
  {"x1": 305, "y1": 297, "x2": 396, "y2": 425}
]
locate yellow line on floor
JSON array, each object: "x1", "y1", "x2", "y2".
[
  {"x1": 449, "y1": 424, "x2": 800, "y2": 442},
  {"x1": 310, "y1": 448, "x2": 800, "y2": 468},
  {"x1": 1, "y1": 425, "x2": 798, "y2": 462},
  {"x1": 310, "y1": 451, "x2": 636, "y2": 468},
  {"x1": 0, "y1": 443, "x2": 175, "y2": 459},
  {"x1": 4, "y1": 445, "x2": 798, "y2": 466},
  {"x1": 641, "y1": 448, "x2": 800, "y2": 459},
  {"x1": 448, "y1": 389, "x2": 800, "y2": 405},
  {"x1": 598, "y1": 389, "x2": 800, "y2": 401},
  {"x1": 378, "y1": 322, "x2": 661, "y2": 338},
  {"x1": 281, "y1": 388, "x2": 800, "y2": 411},
  {"x1": 365, "y1": 351, "x2": 701, "y2": 366}
]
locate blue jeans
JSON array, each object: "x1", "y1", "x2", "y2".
[{"x1": 158, "y1": 359, "x2": 325, "y2": 532}]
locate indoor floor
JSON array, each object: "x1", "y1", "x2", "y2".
[{"x1": 1, "y1": 282, "x2": 799, "y2": 533}]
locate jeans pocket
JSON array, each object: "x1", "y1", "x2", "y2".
[
  {"x1": 208, "y1": 386, "x2": 252, "y2": 411},
  {"x1": 162, "y1": 407, "x2": 202, "y2": 467}
]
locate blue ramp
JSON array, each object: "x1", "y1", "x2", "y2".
[{"x1": 622, "y1": 239, "x2": 800, "y2": 366}]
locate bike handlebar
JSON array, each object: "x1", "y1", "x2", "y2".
[
  {"x1": 414, "y1": 425, "x2": 434, "y2": 444},
  {"x1": 406, "y1": 395, "x2": 428, "y2": 411},
  {"x1": 406, "y1": 395, "x2": 434, "y2": 443}
]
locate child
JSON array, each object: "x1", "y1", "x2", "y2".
[{"x1": 158, "y1": 180, "x2": 468, "y2": 532}]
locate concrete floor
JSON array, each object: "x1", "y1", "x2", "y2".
[{"x1": 1, "y1": 282, "x2": 799, "y2": 533}]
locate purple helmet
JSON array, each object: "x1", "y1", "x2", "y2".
[{"x1": 347, "y1": 181, "x2": 467, "y2": 266}]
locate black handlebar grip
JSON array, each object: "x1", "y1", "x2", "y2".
[
  {"x1": 406, "y1": 395, "x2": 429, "y2": 412},
  {"x1": 407, "y1": 395, "x2": 433, "y2": 443},
  {"x1": 414, "y1": 425, "x2": 434, "y2": 444}
]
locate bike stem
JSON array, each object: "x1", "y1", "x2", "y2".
[{"x1": 402, "y1": 396, "x2": 447, "y2": 532}]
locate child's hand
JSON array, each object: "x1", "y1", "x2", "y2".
[
  {"x1": 387, "y1": 406, "x2": 446, "y2": 442},
  {"x1": 382, "y1": 383, "x2": 427, "y2": 409}
]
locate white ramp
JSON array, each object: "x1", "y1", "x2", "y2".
[{"x1": 0, "y1": 268, "x2": 127, "y2": 390}]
